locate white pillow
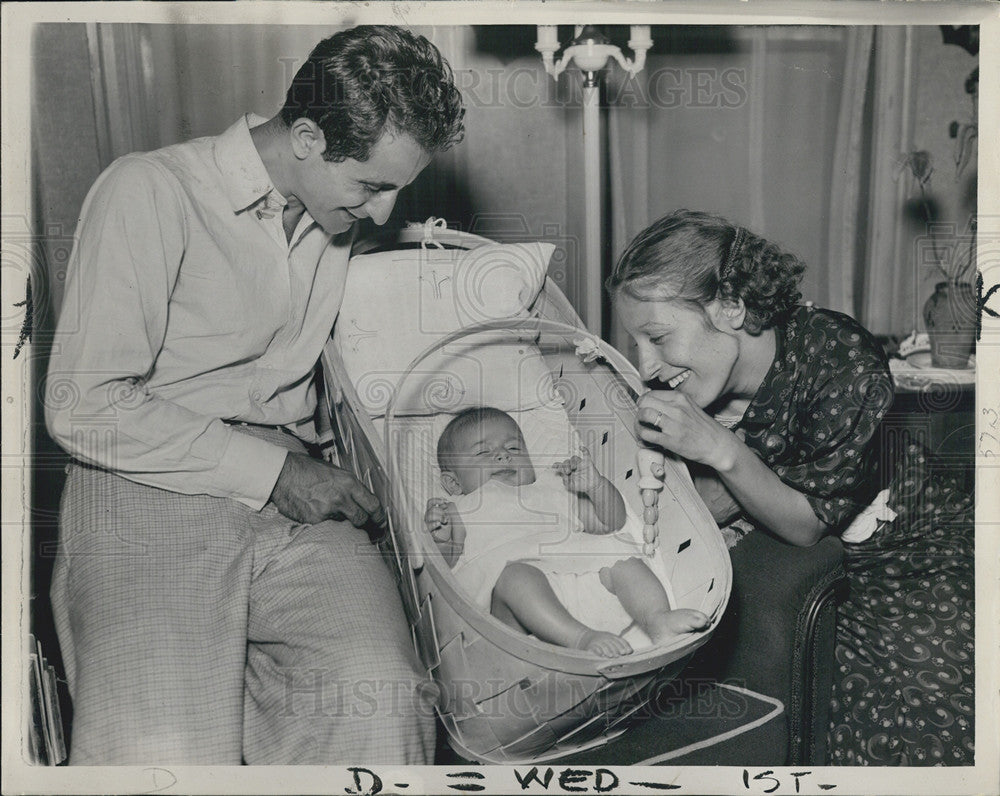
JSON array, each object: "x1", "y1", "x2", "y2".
[{"x1": 336, "y1": 241, "x2": 556, "y2": 417}]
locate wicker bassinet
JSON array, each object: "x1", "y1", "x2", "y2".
[{"x1": 322, "y1": 227, "x2": 731, "y2": 763}]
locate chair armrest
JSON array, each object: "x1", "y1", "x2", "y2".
[
  {"x1": 691, "y1": 531, "x2": 846, "y2": 764},
  {"x1": 787, "y1": 543, "x2": 847, "y2": 764}
]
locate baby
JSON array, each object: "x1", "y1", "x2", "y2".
[{"x1": 424, "y1": 406, "x2": 709, "y2": 657}]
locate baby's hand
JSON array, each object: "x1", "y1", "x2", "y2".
[
  {"x1": 553, "y1": 448, "x2": 601, "y2": 494},
  {"x1": 425, "y1": 497, "x2": 457, "y2": 537},
  {"x1": 424, "y1": 498, "x2": 466, "y2": 565}
]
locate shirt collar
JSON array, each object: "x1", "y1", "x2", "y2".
[{"x1": 215, "y1": 113, "x2": 288, "y2": 214}]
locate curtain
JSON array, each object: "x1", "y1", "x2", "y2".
[
  {"x1": 826, "y1": 27, "x2": 876, "y2": 321},
  {"x1": 79, "y1": 23, "x2": 937, "y2": 349},
  {"x1": 607, "y1": 26, "x2": 876, "y2": 355},
  {"x1": 85, "y1": 24, "x2": 349, "y2": 163},
  {"x1": 86, "y1": 23, "x2": 158, "y2": 165},
  {"x1": 82, "y1": 24, "x2": 586, "y2": 313},
  {"x1": 859, "y1": 27, "x2": 916, "y2": 336}
]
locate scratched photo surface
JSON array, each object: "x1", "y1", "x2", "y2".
[{"x1": 2, "y1": 2, "x2": 998, "y2": 795}]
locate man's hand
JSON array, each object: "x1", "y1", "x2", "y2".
[
  {"x1": 270, "y1": 451, "x2": 386, "y2": 530},
  {"x1": 424, "y1": 498, "x2": 466, "y2": 566}
]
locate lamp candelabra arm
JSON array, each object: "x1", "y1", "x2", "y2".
[
  {"x1": 627, "y1": 26, "x2": 653, "y2": 78},
  {"x1": 536, "y1": 24, "x2": 653, "y2": 81},
  {"x1": 606, "y1": 47, "x2": 632, "y2": 74},
  {"x1": 536, "y1": 49, "x2": 568, "y2": 79}
]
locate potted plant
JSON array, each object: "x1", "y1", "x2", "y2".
[{"x1": 902, "y1": 44, "x2": 978, "y2": 369}]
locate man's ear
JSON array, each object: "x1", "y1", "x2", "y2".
[
  {"x1": 440, "y1": 471, "x2": 463, "y2": 497},
  {"x1": 288, "y1": 118, "x2": 326, "y2": 161}
]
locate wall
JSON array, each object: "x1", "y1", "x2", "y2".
[
  {"x1": 391, "y1": 27, "x2": 583, "y2": 305},
  {"x1": 605, "y1": 25, "x2": 856, "y2": 355},
  {"x1": 140, "y1": 24, "x2": 583, "y2": 307},
  {"x1": 32, "y1": 24, "x2": 103, "y2": 317},
  {"x1": 29, "y1": 22, "x2": 104, "y2": 673}
]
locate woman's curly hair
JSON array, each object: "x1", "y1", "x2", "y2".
[
  {"x1": 606, "y1": 209, "x2": 805, "y2": 334},
  {"x1": 280, "y1": 26, "x2": 465, "y2": 162}
]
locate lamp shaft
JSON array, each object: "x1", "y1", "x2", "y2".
[
  {"x1": 533, "y1": 24, "x2": 654, "y2": 337},
  {"x1": 583, "y1": 84, "x2": 602, "y2": 337}
]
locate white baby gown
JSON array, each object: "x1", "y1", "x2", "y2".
[{"x1": 451, "y1": 468, "x2": 672, "y2": 643}]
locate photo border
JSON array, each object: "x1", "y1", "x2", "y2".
[{"x1": 3, "y1": 2, "x2": 997, "y2": 794}]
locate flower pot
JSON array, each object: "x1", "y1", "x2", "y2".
[{"x1": 922, "y1": 281, "x2": 976, "y2": 368}]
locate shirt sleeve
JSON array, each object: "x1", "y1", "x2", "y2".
[
  {"x1": 771, "y1": 356, "x2": 894, "y2": 530},
  {"x1": 45, "y1": 155, "x2": 287, "y2": 510}
]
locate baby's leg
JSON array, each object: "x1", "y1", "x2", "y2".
[
  {"x1": 492, "y1": 562, "x2": 632, "y2": 658},
  {"x1": 601, "y1": 558, "x2": 709, "y2": 643}
]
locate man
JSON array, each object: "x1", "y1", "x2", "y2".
[{"x1": 45, "y1": 26, "x2": 464, "y2": 765}]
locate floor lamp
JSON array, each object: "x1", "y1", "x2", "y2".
[{"x1": 535, "y1": 25, "x2": 652, "y2": 339}]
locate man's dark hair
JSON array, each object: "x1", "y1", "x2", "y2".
[{"x1": 281, "y1": 25, "x2": 465, "y2": 162}]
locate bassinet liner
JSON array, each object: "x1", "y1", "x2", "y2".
[{"x1": 323, "y1": 227, "x2": 731, "y2": 763}]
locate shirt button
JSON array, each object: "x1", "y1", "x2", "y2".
[{"x1": 252, "y1": 391, "x2": 262, "y2": 402}]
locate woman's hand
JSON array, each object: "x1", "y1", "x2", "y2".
[
  {"x1": 637, "y1": 392, "x2": 827, "y2": 546},
  {"x1": 636, "y1": 391, "x2": 738, "y2": 472}
]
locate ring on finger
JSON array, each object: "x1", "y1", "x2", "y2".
[{"x1": 653, "y1": 410, "x2": 663, "y2": 429}]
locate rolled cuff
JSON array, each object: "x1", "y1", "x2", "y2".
[
  {"x1": 840, "y1": 488, "x2": 897, "y2": 544},
  {"x1": 804, "y1": 491, "x2": 869, "y2": 532},
  {"x1": 216, "y1": 429, "x2": 289, "y2": 511}
]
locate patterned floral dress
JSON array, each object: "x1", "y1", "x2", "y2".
[{"x1": 730, "y1": 305, "x2": 975, "y2": 766}]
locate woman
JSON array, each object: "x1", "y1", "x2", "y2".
[{"x1": 609, "y1": 210, "x2": 974, "y2": 765}]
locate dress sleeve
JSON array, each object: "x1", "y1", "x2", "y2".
[{"x1": 771, "y1": 353, "x2": 894, "y2": 530}]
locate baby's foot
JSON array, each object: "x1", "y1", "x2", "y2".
[
  {"x1": 576, "y1": 630, "x2": 633, "y2": 657},
  {"x1": 647, "y1": 609, "x2": 710, "y2": 643}
]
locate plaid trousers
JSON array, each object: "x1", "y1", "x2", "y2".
[{"x1": 50, "y1": 426, "x2": 436, "y2": 765}]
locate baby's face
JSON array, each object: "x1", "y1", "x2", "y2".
[{"x1": 441, "y1": 415, "x2": 536, "y2": 495}]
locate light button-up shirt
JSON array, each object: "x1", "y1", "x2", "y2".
[{"x1": 47, "y1": 115, "x2": 355, "y2": 509}]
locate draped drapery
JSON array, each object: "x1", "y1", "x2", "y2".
[
  {"x1": 826, "y1": 27, "x2": 877, "y2": 323},
  {"x1": 85, "y1": 24, "x2": 349, "y2": 162},
  {"x1": 75, "y1": 23, "x2": 942, "y2": 347},
  {"x1": 858, "y1": 26, "x2": 919, "y2": 337},
  {"x1": 85, "y1": 23, "x2": 158, "y2": 166},
  {"x1": 79, "y1": 23, "x2": 586, "y2": 313},
  {"x1": 607, "y1": 26, "x2": 879, "y2": 354}
]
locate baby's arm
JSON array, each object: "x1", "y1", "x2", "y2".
[
  {"x1": 554, "y1": 449, "x2": 626, "y2": 534},
  {"x1": 424, "y1": 498, "x2": 467, "y2": 567}
]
